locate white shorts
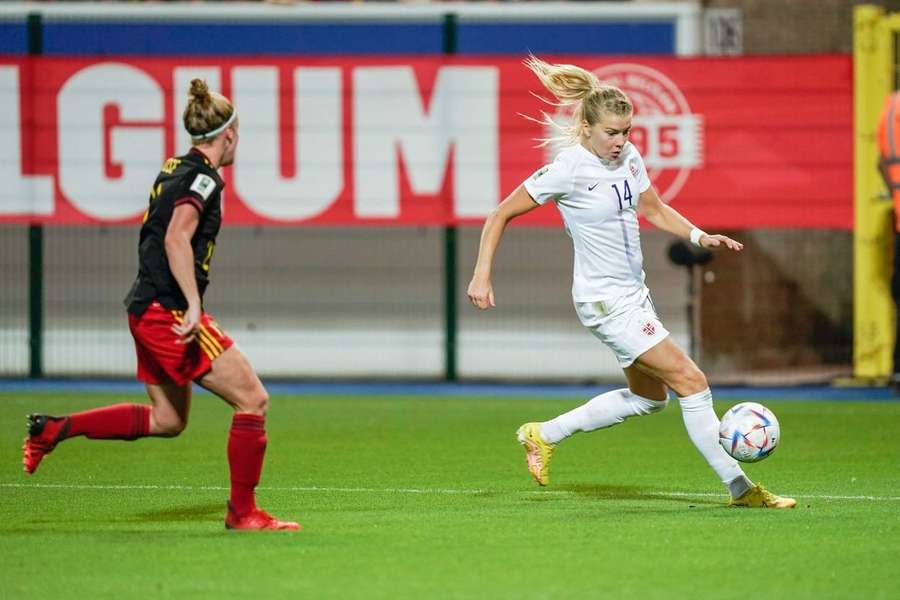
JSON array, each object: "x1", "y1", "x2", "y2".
[{"x1": 574, "y1": 290, "x2": 669, "y2": 368}]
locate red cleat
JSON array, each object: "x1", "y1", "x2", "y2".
[
  {"x1": 22, "y1": 414, "x2": 70, "y2": 474},
  {"x1": 225, "y1": 503, "x2": 301, "y2": 531}
]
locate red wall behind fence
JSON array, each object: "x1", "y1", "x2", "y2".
[{"x1": 0, "y1": 55, "x2": 852, "y2": 228}]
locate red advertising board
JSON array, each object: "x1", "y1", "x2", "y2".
[{"x1": 0, "y1": 55, "x2": 851, "y2": 228}]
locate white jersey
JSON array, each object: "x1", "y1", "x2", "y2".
[{"x1": 523, "y1": 142, "x2": 652, "y2": 303}]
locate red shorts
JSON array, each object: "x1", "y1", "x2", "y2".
[{"x1": 129, "y1": 301, "x2": 234, "y2": 386}]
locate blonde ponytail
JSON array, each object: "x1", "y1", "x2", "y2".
[
  {"x1": 524, "y1": 55, "x2": 599, "y2": 104},
  {"x1": 523, "y1": 55, "x2": 632, "y2": 147}
]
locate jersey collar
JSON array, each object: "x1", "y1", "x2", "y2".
[{"x1": 188, "y1": 147, "x2": 214, "y2": 166}]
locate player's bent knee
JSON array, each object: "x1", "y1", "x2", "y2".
[
  {"x1": 684, "y1": 367, "x2": 708, "y2": 393},
  {"x1": 152, "y1": 418, "x2": 187, "y2": 438},
  {"x1": 238, "y1": 388, "x2": 269, "y2": 415},
  {"x1": 157, "y1": 425, "x2": 185, "y2": 438},
  {"x1": 670, "y1": 364, "x2": 708, "y2": 396}
]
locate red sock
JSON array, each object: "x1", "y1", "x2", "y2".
[
  {"x1": 228, "y1": 413, "x2": 267, "y2": 516},
  {"x1": 66, "y1": 403, "x2": 151, "y2": 440}
]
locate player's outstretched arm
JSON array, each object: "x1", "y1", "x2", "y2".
[
  {"x1": 637, "y1": 186, "x2": 743, "y2": 252},
  {"x1": 468, "y1": 185, "x2": 541, "y2": 310}
]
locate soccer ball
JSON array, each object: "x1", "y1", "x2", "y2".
[{"x1": 718, "y1": 402, "x2": 780, "y2": 463}]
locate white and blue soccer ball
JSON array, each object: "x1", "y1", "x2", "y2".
[{"x1": 718, "y1": 402, "x2": 780, "y2": 463}]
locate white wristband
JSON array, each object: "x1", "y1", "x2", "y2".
[{"x1": 689, "y1": 227, "x2": 706, "y2": 247}]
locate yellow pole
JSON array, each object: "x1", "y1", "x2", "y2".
[{"x1": 853, "y1": 5, "x2": 894, "y2": 380}]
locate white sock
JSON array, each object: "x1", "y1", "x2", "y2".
[
  {"x1": 678, "y1": 388, "x2": 751, "y2": 495},
  {"x1": 539, "y1": 388, "x2": 668, "y2": 444}
]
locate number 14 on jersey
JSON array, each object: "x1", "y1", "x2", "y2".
[{"x1": 611, "y1": 181, "x2": 633, "y2": 211}]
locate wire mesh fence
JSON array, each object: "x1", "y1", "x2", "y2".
[{"x1": 0, "y1": 224, "x2": 851, "y2": 382}]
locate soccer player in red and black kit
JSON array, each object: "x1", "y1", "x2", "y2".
[{"x1": 22, "y1": 79, "x2": 300, "y2": 531}]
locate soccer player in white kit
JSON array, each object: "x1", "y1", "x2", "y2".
[{"x1": 467, "y1": 57, "x2": 795, "y2": 508}]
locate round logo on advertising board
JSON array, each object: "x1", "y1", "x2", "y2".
[{"x1": 546, "y1": 63, "x2": 703, "y2": 204}]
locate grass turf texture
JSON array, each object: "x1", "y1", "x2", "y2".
[{"x1": 1, "y1": 392, "x2": 898, "y2": 599}]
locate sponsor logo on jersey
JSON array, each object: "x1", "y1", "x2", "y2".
[
  {"x1": 642, "y1": 321, "x2": 656, "y2": 336},
  {"x1": 545, "y1": 63, "x2": 703, "y2": 204},
  {"x1": 532, "y1": 166, "x2": 549, "y2": 181}
]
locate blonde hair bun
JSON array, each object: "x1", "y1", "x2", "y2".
[{"x1": 183, "y1": 78, "x2": 234, "y2": 140}]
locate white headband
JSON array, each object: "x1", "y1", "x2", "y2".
[{"x1": 190, "y1": 110, "x2": 237, "y2": 141}]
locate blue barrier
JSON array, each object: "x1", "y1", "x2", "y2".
[
  {"x1": 0, "y1": 23, "x2": 27, "y2": 54},
  {"x1": 43, "y1": 22, "x2": 445, "y2": 56},
  {"x1": 37, "y1": 21, "x2": 675, "y2": 56},
  {"x1": 457, "y1": 22, "x2": 674, "y2": 55},
  {"x1": 0, "y1": 3, "x2": 692, "y2": 57}
]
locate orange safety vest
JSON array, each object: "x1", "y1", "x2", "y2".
[{"x1": 878, "y1": 91, "x2": 900, "y2": 232}]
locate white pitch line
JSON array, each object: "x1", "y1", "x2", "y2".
[
  {"x1": 0, "y1": 482, "x2": 568, "y2": 496},
  {"x1": 2, "y1": 482, "x2": 899, "y2": 502}
]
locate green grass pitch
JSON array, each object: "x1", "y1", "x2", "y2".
[{"x1": 1, "y1": 391, "x2": 898, "y2": 599}]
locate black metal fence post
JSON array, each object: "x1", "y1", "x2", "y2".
[
  {"x1": 27, "y1": 12, "x2": 44, "y2": 378},
  {"x1": 442, "y1": 13, "x2": 458, "y2": 381}
]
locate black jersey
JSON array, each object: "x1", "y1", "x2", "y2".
[{"x1": 124, "y1": 148, "x2": 225, "y2": 316}]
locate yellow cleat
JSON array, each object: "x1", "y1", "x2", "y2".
[
  {"x1": 516, "y1": 422, "x2": 555, "y2": 486},
  {"x1": 729, "y1": 484, "x2": 797, "y2": 509}
]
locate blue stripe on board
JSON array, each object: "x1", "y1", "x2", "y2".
[
  {"x1": 457, "y1": 22, "x2": 675, "y2": 55},
  {"x1": 43, "y1": 22, "x2": 443, "y2": 56},
  {"x1": 0, "y1": 23, "x2": 28, "y2": 54},
  {"x1": 0, "y1": 379, "x2": 896, "y2": 401}
]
